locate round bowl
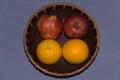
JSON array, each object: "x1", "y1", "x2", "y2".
[{"x1": 23, "y1": 2, "x2": 100, "y2": 77}]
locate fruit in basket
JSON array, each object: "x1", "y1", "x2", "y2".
[
  {"x1": 62, "y1": 39, "x2": 89, "y2": 64},
  {"x1": 64, "y1": 13, "x2": 89, "y2": 39},
  {"x1": 37, "y1": 14, "x2": 63, "y2": 39},
  {"x1": 36, "y1": 39, "x2": 62, "y2": 65}
]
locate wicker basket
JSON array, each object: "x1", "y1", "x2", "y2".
[{"x1": 23, "y1": 2, "x2": 100, "y2": 77}]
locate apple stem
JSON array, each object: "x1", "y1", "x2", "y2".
[{"x1": 74, "y1": 22, "x2": 81, "y2": 30}]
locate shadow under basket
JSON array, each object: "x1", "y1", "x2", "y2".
[{"x1": 23, "y1": 2, "x2": 100, "y2": 77}]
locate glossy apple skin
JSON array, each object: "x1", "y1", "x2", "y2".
[
  {"x1": 37, "y1": 14, "x2": 63, "y2": 39},
  {"x1": 64, "y1": 13, "x2": 89, "y2": 39}
]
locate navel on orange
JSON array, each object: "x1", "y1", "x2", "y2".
[
  {"x1": 36, "y1": 39, "x2": 62, "y2": 65},
  {"x1": 62, "y1": 39, "x2": 89, "y2": 64}
]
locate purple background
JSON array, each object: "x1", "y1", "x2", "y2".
[{"x1": 0, "y1": 0, "x2": 120, "y2": 80}]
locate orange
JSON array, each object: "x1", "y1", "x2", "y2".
[
  {"x1": 36, "y1": 39, "x2": 62, "y2": 65},
  {"x1": 62, "y1": 39, "x2": 89, "y2": 64}
]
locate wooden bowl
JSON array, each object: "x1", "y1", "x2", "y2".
[{"x1": 23, "y1": 2, "x2": 100, "y2": 77}]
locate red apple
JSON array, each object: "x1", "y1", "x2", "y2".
[
  {"x1": 64, "y1": 13, "x2": 89, "y2": 39},
  {"x1": 37, "y1": 14, "x2": 63, "y2": 39}
]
